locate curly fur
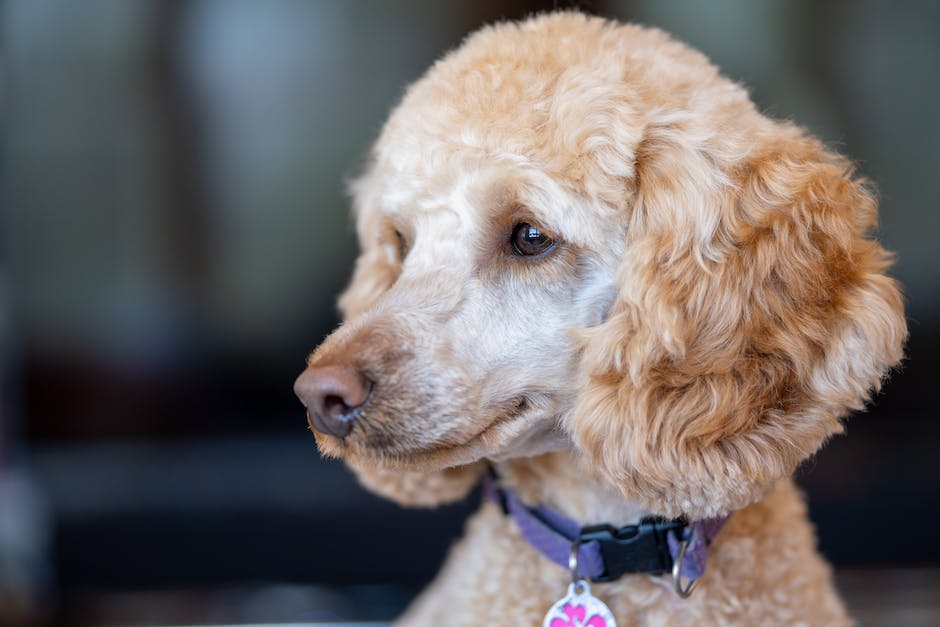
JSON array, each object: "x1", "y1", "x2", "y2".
[{"x1": 300, "y1": 12, "x2": 906, "y2": 625}]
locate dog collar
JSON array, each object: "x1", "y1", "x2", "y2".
[{"x1": 482, "y1": 474, "x2": 727, "y2": 595}]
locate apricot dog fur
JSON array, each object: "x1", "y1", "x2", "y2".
[{"x1": 300, "y1": 13, "x2": 906, "y2": 625}]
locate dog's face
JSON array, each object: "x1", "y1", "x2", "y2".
[
  {"x1": 311, "y1": 162, "x2": 625, "y2": 468},
  {"x1": 297, "y1": 14, "x2": 906, "y2": 518}
]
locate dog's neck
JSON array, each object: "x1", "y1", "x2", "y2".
[{"x1": 492, "y1": 450, "x2": 652, "y2": 527}]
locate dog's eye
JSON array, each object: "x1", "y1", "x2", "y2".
[
  {"x1": 395, "y1": 229, "x2": 409, "y2": 260},
  {"x1": 510, "y1": 222, "x2": 555, "y2": 256}
]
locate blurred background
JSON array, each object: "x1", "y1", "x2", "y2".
[{"x1": 1, "y1": 0, "x2": 938, "y2": 625}]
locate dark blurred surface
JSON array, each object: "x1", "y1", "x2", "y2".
[{"x1": 2, "y1": 1, "x2": 939, "y2": 625}]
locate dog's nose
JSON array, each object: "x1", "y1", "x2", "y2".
[{"x1": 293, "y1": 364, "x2": 371, "y2": 438}]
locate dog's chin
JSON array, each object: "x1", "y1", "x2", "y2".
[{"x1": 313, "y1": 413, "x2": 570, "y2": 473}]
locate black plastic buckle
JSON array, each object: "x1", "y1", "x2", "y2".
[{"x1": 579, "y1": 517, "x2": 686, "y2": 582}]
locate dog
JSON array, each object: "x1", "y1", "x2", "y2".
[{"x1": 294, "y1": 13, "x2": 906, "y2": 626}]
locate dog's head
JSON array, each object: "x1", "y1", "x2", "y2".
[{"x1": 296, "y1": 14, "x2": 906, "y2": 518}]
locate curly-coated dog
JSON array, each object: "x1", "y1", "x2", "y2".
[{"x1": 294, "y1": 13, "x2": 906, "y2": 626}]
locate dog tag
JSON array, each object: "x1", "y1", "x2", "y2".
[{"x1": 543, "y1": 580, "x2": 617, "y2": 627}]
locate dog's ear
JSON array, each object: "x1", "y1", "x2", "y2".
[{"x1": 571, "y1": 118, "x2": 906, "y2": 519}]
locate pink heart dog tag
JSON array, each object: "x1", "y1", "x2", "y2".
[{"x1": 543, "y1": 581, "x2": 617, "y2": 627}]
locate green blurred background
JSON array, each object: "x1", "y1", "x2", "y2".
[{"x1": 2, "y1": 1, "x2": 938, "y2": 625}]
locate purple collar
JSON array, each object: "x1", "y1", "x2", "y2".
[{"x1": 483, "y1": 474, "x2": 726, "y2": 593}]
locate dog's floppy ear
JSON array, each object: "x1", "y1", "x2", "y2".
[{"x1": 572, "y1": 117, "x2": 906, "y2": 519}]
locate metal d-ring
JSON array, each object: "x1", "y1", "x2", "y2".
[
  {"x1": 672, "y1": 537, "x2": 697, "y2": 599},
  {"x1": 568, "y1": 539, "x2": 588, "y2": 594},
  {"x1": 568, "y1": 539, "x2": 581, "y2": 583}
]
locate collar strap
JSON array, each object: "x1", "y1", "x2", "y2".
[{"x1": 483, "y1": 474, "x2": 727, "y2": 585}]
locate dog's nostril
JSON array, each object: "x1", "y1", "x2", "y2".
[
  {"x1": 293, "y1": 365, "x2": 371, "y2": 438},
  {"x1": 324, "y1": 394, "x2": 351, "y2": 418}
]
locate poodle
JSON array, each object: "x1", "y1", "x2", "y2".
[{"x1": 294, "y1": 13, "x2": 906, "y2": 626}]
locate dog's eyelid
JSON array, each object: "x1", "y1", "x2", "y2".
[
  {"x1": 394, "y1": 228, "x2": 410, "y2": 260},
  {"x1": 380, "y1": 217, "x2": 410, "y2": 262}
]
